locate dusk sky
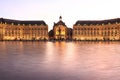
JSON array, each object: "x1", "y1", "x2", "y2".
[{"x1": 1, "y1": 0, "x2": 120, "y2": 30}]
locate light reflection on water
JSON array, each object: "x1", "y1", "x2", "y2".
[{"x1": 0, "y1": 41, "x2": 120, "y2": 80}]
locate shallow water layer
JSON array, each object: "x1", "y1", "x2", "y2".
[{"x1": 0, "y1": 41, "x2": 120, "y2": 80}]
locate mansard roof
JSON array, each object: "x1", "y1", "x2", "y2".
[
  {"x1": 74, "y1": 18, "x2": 120, "y2": 26},
  {"x1": 0, "y1": 18, "x2": 47, "y2": 26}
]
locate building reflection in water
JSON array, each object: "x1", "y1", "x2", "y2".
[{"x1": 0, "y1": 41, "x2": 120, "y2": 80}]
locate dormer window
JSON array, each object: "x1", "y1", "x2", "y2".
[
  {"x1": 12, "y1": 23, "x2": 14, "y2": 25},
  {"x1": 108, "y1": 23, "x2": 111, "y2": 25},
  {"x1": 35, "y1": 24, "x2": 37, "y2": 26},
  {"x1": 78, "y1": 24, "x2": 80, "y2": 26},
  {"x1": 90, "y1": 24, "x2": 93, "y2": 26}
]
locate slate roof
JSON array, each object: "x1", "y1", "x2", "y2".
[
  {"x1": 0, "y1": 18, "x2": 47, "y2": 26},
  {"x1": 74, "y1": 18, "x2": 120, "y2": 26},
  {"x1": 53, "y1": 21, "x2": 67, "y2": 27}
]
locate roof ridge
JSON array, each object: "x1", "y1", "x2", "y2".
[
  {"x1": 77, "y1": 18, "x2": 120, "y2": 22},
  {"x1": 0, "y1": 18, "x2": 47, "y2": 26}
]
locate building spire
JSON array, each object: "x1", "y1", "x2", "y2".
[{"x1": 59, "y1": 16, "x2": 62, "y2": 21}]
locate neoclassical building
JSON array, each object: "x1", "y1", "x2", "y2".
[
  {"x1": 73, "y1": 18, "x2": 120, "y2": 41},
  {"x1": 49, "y1": 16, "x2": 72, "y2": 40},
  {"x1": 53, "y1": 16, "x2": 68, "y2": 40},
  {"x1": 1, "y1": 17, "x2": 120, "y2": 41},
  {"x1": 0, "y1": 18, "x2": 48, "y2": 40}
]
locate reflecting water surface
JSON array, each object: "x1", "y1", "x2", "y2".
[{"x1": 0, "y1": 41, "x2": 120, "y2": 80}]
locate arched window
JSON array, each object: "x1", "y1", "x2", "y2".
[
  {"x1": 78, "y1": 31, "x2": 80, "y2": 34},
  {"x1": 75, "y1": 31, "x2": 77, "y2": 35}
]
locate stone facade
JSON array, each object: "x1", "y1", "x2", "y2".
[
  {"x1": 52, "y1": 16, "x2": 68, "y2": 40},
  {"x1": 73, "y1": 18, "x2": 120, "y2": 41},
  {"x1": 0, "y1": 18, "x2": 48, "y2": 40},
  {"x1": 1, "y1": 17, "x2": 120, "y2": 41}
]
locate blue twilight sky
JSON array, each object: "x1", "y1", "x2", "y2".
[{"x1": 0, "y1": 0, "x2": 120, "y2": 30}]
